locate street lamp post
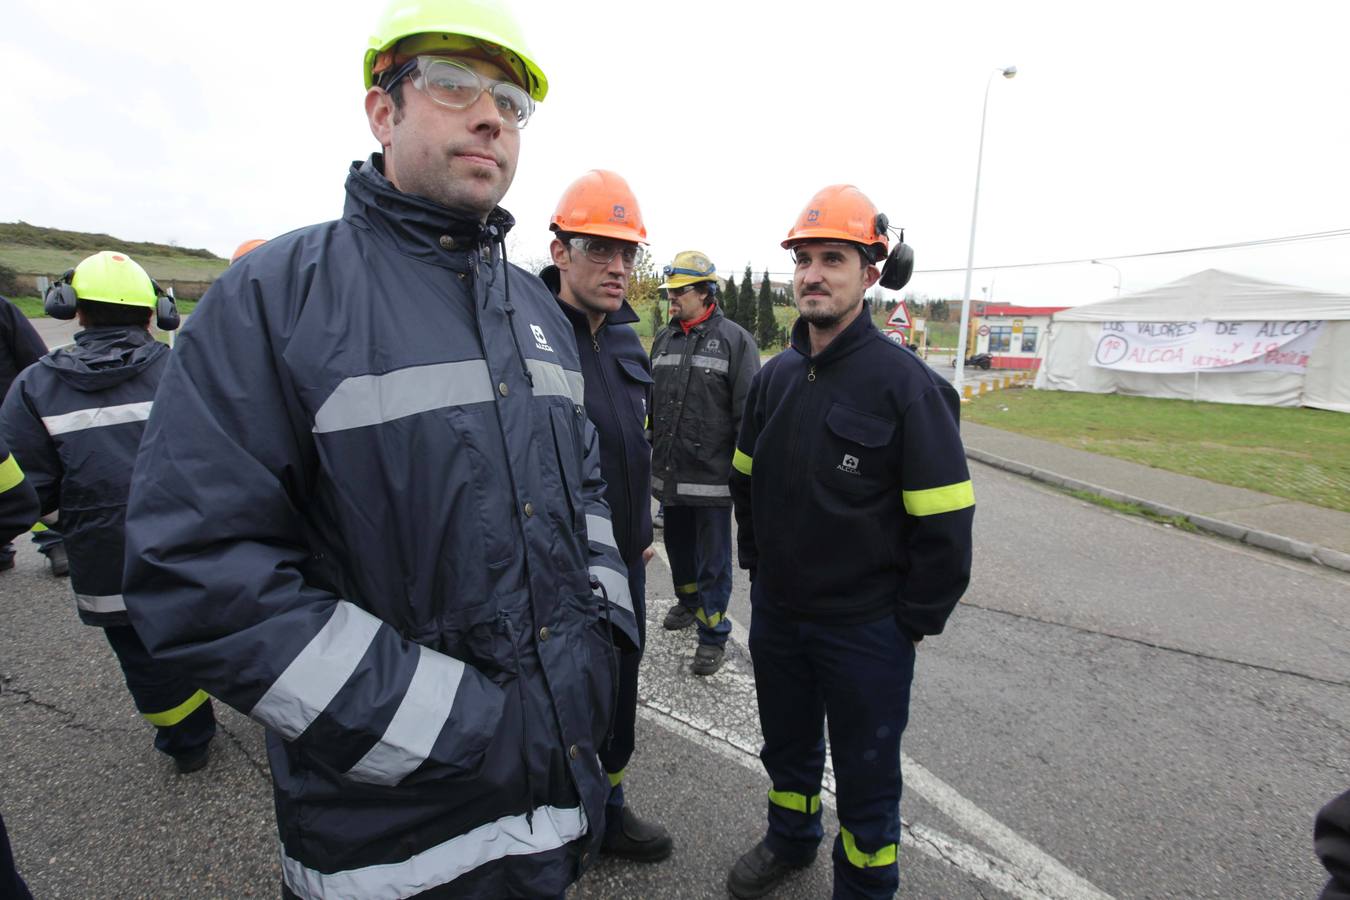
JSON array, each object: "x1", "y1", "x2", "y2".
[
  {"x1": 1091, "y1": 259, "x2": 1122, "y2": 295},
  {"x1": 955, "y1": 65, "x2": 1017, "y2": 392}
]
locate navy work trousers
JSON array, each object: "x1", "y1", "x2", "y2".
[
  {"x1": 103, "y1": 624, "x2": 216, "y2": 761},
  {"x1": 662, "y1": 505, "x2": 732, "y2": 646},
  {"x1": 599, "y1": 557, "x2": 646, "y2": 818},
  {"x1": 749, "y1": 607, "x2": 916, "y2": 900}
]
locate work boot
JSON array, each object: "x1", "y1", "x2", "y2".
[
  {"x1": 601, "y1": 806, "x2": 673, "y2": 863},
  {"x1": 727, "y1": 839, "x2": 815, "y2": 899},
  {"x1": 663, "y1": 603, "x2": 695, "y2": 631},
  {"x1": 174, "y1": 743, "x2": 210, "y2": 775},
  {"x1": 691, "y1": 643, "x2": 724, "y2": 676},
  {"x1": 46, "y1": 544, "x2": 69, "y2": 577}
]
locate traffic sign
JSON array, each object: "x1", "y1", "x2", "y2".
[
  {"x1": 887, "y1": 303, "x2": 911, "y2": 329},
  {"x1": 884, "y1": 329, "x2": 909, "y2": 346}
]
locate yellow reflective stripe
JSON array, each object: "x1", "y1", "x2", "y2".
[
  {"x1": 902, "y1": 480, "x2": 975, "y2": 517},
  {"x1": 30, "y1": 521, "x2": 48, "y2": 533},
  {"x1": 0, "y1": 455, "x2": 23, "y2": 493},
  {"x1": 695, "y1": 608, "x2": 724, "y2": 629},
  {"x1": 143, "y1": 689, "x2": 210, "y2": 727},
  {"x1": 675, "y1": 582, "x2": 699, "y2": 595},
  {"x1": 607, "y1": 768, "x2": 626, "y2": 787},
  {"x1": 732, "y1": 448, "x2": 753, "y2": 476},
  {"x1": 768, "y1": 789, "x2": 821, "y2": 815},
  {"x1": 840, "y1": 826, "x2": 897, "y2": 868}
]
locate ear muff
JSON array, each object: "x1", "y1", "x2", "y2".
[
  {"x1": 152, "y1": 280, "x2": 181, "y2": 331},
  {"x1": 43, "y1": 269, "x2": 79, "y2": 320},
  {"x1": 879, "y1": 229, "x2": 914, "y2": 291}
]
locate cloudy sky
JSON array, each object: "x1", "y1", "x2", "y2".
[{"x1": 6, "y1": 0, "x2": 1348, "y2": 306}]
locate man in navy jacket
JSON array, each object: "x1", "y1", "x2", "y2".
[
  {"x1": 728, "y1": 185, "x2": 974, "y2": 900},
  {"x1": 541, "y1": 169, "x2": 672, "y2": 863},
  {"x1": 122, "y1": 3, "x2": 637, "y2": 898}
]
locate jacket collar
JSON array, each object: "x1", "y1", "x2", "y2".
[
  {"x1": 342, "y1": 155, "x2": 516, "y2": 267},
  {"x1": 670, "y1": 303, "x2": 722, "y2": 335},
  {"x1": 790, "y1": 301, "x2": 877, "y2": 365},
  {"x1": 540, "y1": 265, "x2": 640, "y2": 332}
]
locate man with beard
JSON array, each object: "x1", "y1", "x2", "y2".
[
  {"x1": 122, "y1": 2, "x2": 637, "y2": 897},
  {"x1": 727, "y1": 185, "x2": 974, "y2": 899}
]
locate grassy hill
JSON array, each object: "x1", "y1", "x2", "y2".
[{"x1": 0, "y1": 222, "x2": 228, "y2": 300}]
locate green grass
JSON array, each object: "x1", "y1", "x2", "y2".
[
  {"x1": 0, "y1": 243, "x2": 227, "y2": 284},
  {"x1": 964, "y1": 389, "x2": 1350, "y2": 512},
  {"x1": 8, "y1": 295, "x2": 198, "y2": 319},
  {"x1": 1065, "y1": 489, "x2": 1198, "y2": 531}
]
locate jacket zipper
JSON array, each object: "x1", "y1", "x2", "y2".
[{"x1": 785, "y1": 363, "x2": 816, "y2": 503}]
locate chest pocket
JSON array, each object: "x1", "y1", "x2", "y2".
[
  {"x1": 616, "y1": 357, "x2": 653, "y2": 433},
  {"x1": 816, "y1": 403, "x2": 896, "y2": 496}
]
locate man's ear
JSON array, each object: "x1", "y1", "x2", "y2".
[
  {"x1": 862, "y1": 264, "x2": 881, "y2": 290},
  {"x1": 365, "y1": 87, "x2": 396, "y2": 149},
  {"x1": 549, "y1": 238, "x2": 569, "y2": 269}
]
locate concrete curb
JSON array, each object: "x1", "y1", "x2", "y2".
[{"x1": 966, "y1": 447, "x2": 1350, "y2": 575}]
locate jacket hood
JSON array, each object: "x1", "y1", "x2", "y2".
[
  {"x1": 540, "y1": 265, "x2": 640, "y2": 328},
  {"x1": 41, "y1": 327, "x2": 167, "y2": 392},
  {"x1": 345, "y1": 155, "x2": 517, "y2": 267}
]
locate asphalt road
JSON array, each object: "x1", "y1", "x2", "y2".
[{"x1": 1, "y1": 461, "x2": 1345, "y2": 897}]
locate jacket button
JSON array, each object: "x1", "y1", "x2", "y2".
[
  {"x1": 498, "y1": 382, "x2": 509, "y2": 397},
  {"x1": 569, "y1": 744, "x2": 579, "y2": 759},
  {"x1": 524, "y1": 502, "x2": 535, "y2": 518},
  {"x1": 439, "y1": 235, "x2": 455, "y2": 249},
  {"x1": 538, "y1": 626, "x2": 550, "y2": 641}
]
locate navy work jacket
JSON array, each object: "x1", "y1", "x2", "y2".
[
  {"x1": 541, "y1": 266, "x2": 653, "y2": 567},
  {"x1": 122, "y1": 157, "x2": 638, "y2": 900}
]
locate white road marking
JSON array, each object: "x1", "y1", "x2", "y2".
[{"x1": 642, "y1": 540, "x2": 1114, "y2": 899}]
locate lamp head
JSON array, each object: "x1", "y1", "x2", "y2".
[{"x1": 1002, "y1": 66, "x2": 1017, "y2": 78}]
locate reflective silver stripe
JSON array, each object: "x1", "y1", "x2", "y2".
[
  {"x1": 590, "y1": 565, "x2": 635, "y2": 614},
  {"x1": 76, "y1": 593, "x2": 126, "y2": 614},
  {"x1": 281, "y1": 804, "x2": 587, "y2": 900},
  {"x1": 250, "y1": 601, "x2": 382, "y2": 739},
  {"x1": 651, "y1": 476, "x2": 664, "y2": 491},
  {"x1": 346, "y1": 644, "x2": 466, "y2": 786},
  {"x1": 526, "y1": 358, "x2": 585, "y2": 406},
  {"x1": 651, "y1": 355, "x2": 682, "y2": 368},
  {"x1": 43, "y1": 401, "x2": 152, "y2": 436},
  {"x1": 313, "y1": 361, "x2": 493, "y2": 434},
  {"x1": 689, "y1": 355, "x2": 730, "y2": 373},
  {"x1": 585, "y1": 514, "x2": 617, "y2": 550},
  {"x1": 677, "y1": 482, "x2": 731, "y2": 497}
]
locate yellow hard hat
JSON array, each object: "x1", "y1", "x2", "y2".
[
  {"x1": 658, "y1": 251, "x2": 717, "y2": 290},
  {"x1": 69, "y1": 251, "x2": 157, "y2": 308}
]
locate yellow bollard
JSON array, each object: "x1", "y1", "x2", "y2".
[
  {"x1": 962, "y1": 384, "x2": 974, "y2": 401},
  {"x1": 979, "y1": 381, "x2": 990, "y2": 395}
]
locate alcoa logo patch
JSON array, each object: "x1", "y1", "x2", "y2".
[
  {"x1": 705, "y1": 339, "x2": 721, "y2": 351},
  {"x1": 531, "y1": 324, "x2": 553, "y2": 352},
  {"x1": 807, "y1": 209, "x2": 821, "y2": 223},
  {"x1": 837, "y1": 453, "x2": 860, "y2": 475},
  {"x1": 612, "y1": 204, "x2": 626, "y2": 221}
]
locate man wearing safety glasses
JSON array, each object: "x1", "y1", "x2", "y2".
[
  {"x1": 650, "y1": 252, "x2": 761, "y2": 676},
  {"x1": 541, "y1": 170, "x2": 673, "y2": 864},
  {"x1": 122, "y1": 1, "x2": 639, "y2": 898}
]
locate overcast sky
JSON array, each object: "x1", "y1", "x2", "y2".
[{"x1": 6, "y1": 0, "x2": 1348, "y2": 306}]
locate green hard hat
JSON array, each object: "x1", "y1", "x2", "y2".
[
  {"x1": 69, "y1": 251, "x2": 157, "y2": 308},
  {"x1": 364, "y1": 0, "x2": 549, "y2": 101}
]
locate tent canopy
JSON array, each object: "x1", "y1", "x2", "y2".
[{"x1": 1053, "y1": 269, "x2": 1350, "y2": 323}]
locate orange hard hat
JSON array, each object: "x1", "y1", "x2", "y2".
[
  {"x1": 550, "y1": 170, "x2": 647, "y2": 244},
  {"x1": 231, "y1": 239, "x2": 266, "y2": 263},
  {"x1": 781, "y1": 184, "x2": 888, "y2": 262}
]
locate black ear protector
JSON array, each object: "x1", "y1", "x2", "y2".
[
  {"x1": 873, "y1": 213, "x2": 915, "y2": 291},
  {"x1": 152, "y1": 280, "x2": 181, "y2": 331},
  {"x1": 42, "y1": 269, "x2": 181, "y2": 330},
  {"x1": 43, "y1": 269, "x2": 79, "y2": 320}
]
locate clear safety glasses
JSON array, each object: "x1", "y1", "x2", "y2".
[
  {"x1": 388, "y1": 56, "x2": 535, "y2": 129},
  {"x1": 568, "y1": 236, "x2": 645, "y2": 269}
]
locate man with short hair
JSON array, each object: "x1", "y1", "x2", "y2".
[
  {"x1": 651, "y1": 253, "x2": 759, "y2": 676},
  {"x1": 0, "y1": 251, "x2": 216, "y2": 775},
  {"x1": 540, "y1": 169, "x2": 673, "y2": 863},
  {"x1": 727, "y1": 185, "x2": 974, "y2": 899},
  {"x1": 122, "y1": 2, "x2": 637, "y2": 898}
]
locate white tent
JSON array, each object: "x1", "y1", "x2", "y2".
[{"x1": 1035, "y1": 269, "x2": 1350, "y2": 412}]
